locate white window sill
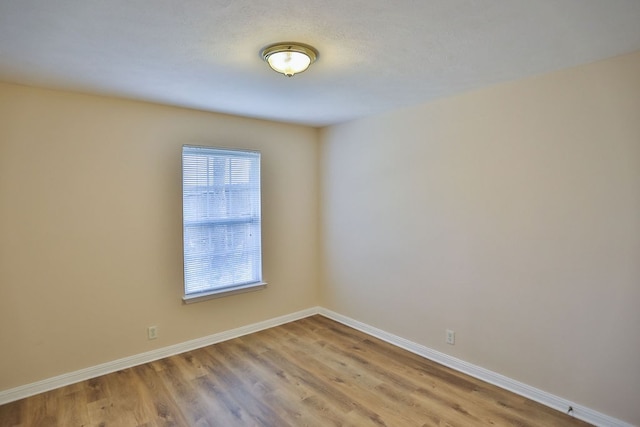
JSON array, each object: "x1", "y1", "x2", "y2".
[{"x1": 182, "y1": 282, "x2": 267, "y2": 304}]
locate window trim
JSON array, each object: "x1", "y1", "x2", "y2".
[
  {"x1": 182, "y1": 281, "x2": 267, "y2": 304},
  {"x1": 181, "y1": 145, "x2": 265, "y2": 303}
]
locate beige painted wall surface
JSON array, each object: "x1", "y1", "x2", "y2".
[
  {"x1": 0, "y1": 83, "x2": 320, "y2": 390},
  {"x1": 320, "y1": 51, "x2": 640, "y2": 425}
]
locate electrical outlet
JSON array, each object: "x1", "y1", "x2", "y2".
[
  {"x1": 148, "y1": 326, "x2": 158, "y2": 340},
  {"x1": 446, "y1": 329, "x2": 455, "y2": 345}
]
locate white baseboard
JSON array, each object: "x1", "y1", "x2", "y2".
[
  {"x1": 317, "y1": 307, "x2": 633, "y2": 427},
  {"x1": 0, "y1": 307, "x2": 321, "y2": 405},
  {"x1": 0, "y1": 306, "x2": 632, "y2": 427}
]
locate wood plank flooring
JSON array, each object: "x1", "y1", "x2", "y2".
[{"x1": 0, "y1": 315, "x2": 592, "y2": 426}]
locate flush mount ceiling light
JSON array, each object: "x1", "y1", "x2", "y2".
[{"x1": 261, "y1": 42, "x2": 318, "y2": 77}]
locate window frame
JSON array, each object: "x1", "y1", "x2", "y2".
[{"x1": 181, "y1": 145, "x2": 265, "y2": 303}]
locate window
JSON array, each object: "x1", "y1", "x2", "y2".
[{"x1": 182, "y1": 145, "x2": 263, "y2": 302}]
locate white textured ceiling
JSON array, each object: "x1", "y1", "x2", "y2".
[{"x1": 1, "y1": 1, "x2": 640, "y2": 127}]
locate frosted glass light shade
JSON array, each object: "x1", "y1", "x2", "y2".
[
  {"x1": 267, "y1": 51, "x2": 311, "y2": 76},
  {"x1": 261, "y1": 43, "x2": 318, "y2": 77}
]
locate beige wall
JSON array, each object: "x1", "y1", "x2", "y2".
[
  {"x1": 0, "y1": 83, "x2": 320, "y2": 390},
  {"x1": 320, "y1": 51, "x2": 640, "y2": 425}
]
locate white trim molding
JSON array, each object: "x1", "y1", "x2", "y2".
[
  {"x1": 0, "y1": 306, "x2": 632, "y2": 427},
  {"x1": 0, "y1": 307, "x2": 320, "y2": 405},
  {"x1": 317, "y1": 307, "x2": 633, "y2": 427}
]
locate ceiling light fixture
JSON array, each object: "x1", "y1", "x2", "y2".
[{"x1": 261, "y1": 42, "x2": 318, "y2": 77}]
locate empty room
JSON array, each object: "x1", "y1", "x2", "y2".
[{"x1": 1, "y1": 1, "x2": 639, "y2": 426}]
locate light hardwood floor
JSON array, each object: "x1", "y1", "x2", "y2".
[{"x1": 0, "y1": 315, "x2": 591, "y2": 426}]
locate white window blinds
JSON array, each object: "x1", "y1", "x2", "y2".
[{"x1": 182, "y1": 146, "x2": 262, "y2": 299}]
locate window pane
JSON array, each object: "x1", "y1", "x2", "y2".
[{"x1": 182, "y1": 146, "x2": 262, "y2": 296}]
